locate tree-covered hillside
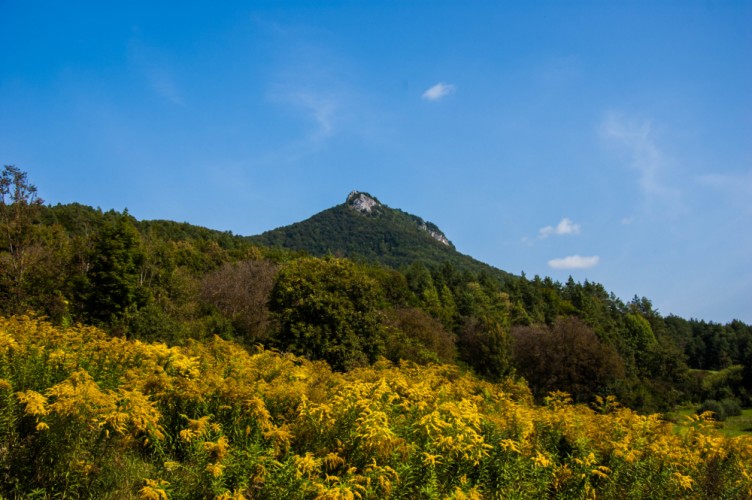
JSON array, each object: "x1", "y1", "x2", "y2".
[
  {"x1": 250, "y1": 191, "x2": 511, "y2": 282},
  {"x1": 1, "y1": 165, "x2": 750, "y2": 415}
]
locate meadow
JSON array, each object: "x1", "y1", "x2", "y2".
[{"x1": 2, "y1": 316, "x2": 750, "y2": 499}]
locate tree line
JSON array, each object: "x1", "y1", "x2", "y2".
[{"x1": 1, "y1": 165, "x2": 750, "y2": 414}]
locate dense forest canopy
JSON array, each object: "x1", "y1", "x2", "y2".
[{"x1": 2, "y1": 165, "x2": 752, "y2": 497}]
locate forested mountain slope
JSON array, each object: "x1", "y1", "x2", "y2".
[{"x1": 251, "y1": 191, "x2": 511, "y2": 281}]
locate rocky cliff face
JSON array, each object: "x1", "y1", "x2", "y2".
[
  {"x1": 418, "y1": 223, "x2": 451, "y2": 246},
  {"x1": 346, "y1": 190, "x2": 451, "y2": 247},
  {"x1": 346, "y1": 191, "x2": 381, "y2": 214}
]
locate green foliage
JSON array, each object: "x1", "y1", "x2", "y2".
[
  {"x1": 128, "y1": 302, "x2": 186, "y2": 344},
  {"x1": 251, "y1": 200, "x2": 511, "y2": 281},
  {"x1": 696, "y1": 365, "x2": 746, "y2": 402},
  {"x1": 698, "y1": 399, "x2": 728, "y2": 421},
  {"x1": 458, "y1": 316, "x2": 513, "y2": 381},
  {"x1": 720, "y1": 398, "x2": 743, "y2": 418},
  {"x1": 0, "y1": 167, "x2": 750, "y2": 418},
  {"x1": 269, "y1": 257, "x2": 386, "y2": 370},
  {"x1": 382, "y1": 308, "x2": 456, "y2": 364},
  {"x1": 85, "y1": 212, "x2": 147, "y2": 326},
  {"x1": 0, "y1": 165, "x2": 46, "y2": 312},
  {"x1": 624, "y1": 313, "x2": 657, "y2": 354}
]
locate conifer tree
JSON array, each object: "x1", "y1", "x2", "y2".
[{"x1": 85, "y1": 212, "x2": 146, "y2": 326}]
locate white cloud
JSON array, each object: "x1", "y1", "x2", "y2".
[
  {"x1": 539, "y1": 217, "x2": 581, "y2": 239},
  {"x1": 265, "y1": 37, "x2": 352, "y2": 153},
  {"x1": 548, "y1": 255, "x2": 600, "y2": 270},
  {"x1": 283, "y1": 90, "x2": 338, "y2": 139},
  {"x1": 263, "y1": 84, "x2": 344, "y2": 166},
  {"x1": 600, "y1": 112, "x2": 682, "y2": 215},
  {"x1": 257, "y1": 28, "x2": 387, "y2": 167},
  {"x1": 422, "y1": 82, "x2": 456, "y2": 101}
]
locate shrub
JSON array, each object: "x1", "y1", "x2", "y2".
[
  {"x1": 382, "y1": 307, "x2": 456, "y2": 364},
  {"x1": 697, "y1": 399, "x2": 726, "y2": 421},
  {"x1": 720, "y1": 397, "x2": 742, "y2": 418}
]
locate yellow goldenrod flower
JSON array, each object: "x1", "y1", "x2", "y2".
[
  {"x1": 139, "y1": 479, "x2": 170, "y2": 500},
  {"x1": 532, "y1": 451, "x2": 552, "y2": 468},
  {"x1": 206, "y1": 462, "x2": 225, "y2": 478},
  {"x1": 672, "y1": 472, "x2": 694, "y2": 491},
  {"x1": 16, "y1": 390, "x2": 48, "y2": 416}
]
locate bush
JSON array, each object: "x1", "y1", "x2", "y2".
[
  {"x1": 720, "y1": 397, "x2": 742, "y2": 418},
  {"x1": 200, "y1": 259, "x2": 278, "y2": 344},
  {"x1": 382, "y1": 307, "x2": 456, "y2": 364},
  {"x1": 697, "y1": 399, "x2": 726, "y2": 421}
]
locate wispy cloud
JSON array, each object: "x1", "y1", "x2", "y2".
[
  {"x1": 539, "y1": 217, "x2": 581, "y2": 239},
  {"x1": 262, "y1": 82, "x2": 344, "y2": 166},
  {"x1": 277, "y1": 89, "x2": 338, "y2": 140},
  {"x1": 264, "y1": 38, "x2": 351, "y2": 157},
  {"x1": 548, "y1": 255, "x2": 600, "y2": 270},
  {"x1": 600, "y1": 112, "x2": 682, "y2": 214},
  {"x1": 128, "y1": 37, "x2": 185, "y2": 106},
  {"x1": 422, "y1": 82, "x2": 456, "y2": 101},
  {"x1": 264, "y1": 24, "x2": 376, "y2": 149},
  {"x1": 258, "y1": 25, "x2": 386, "y2": 167}
]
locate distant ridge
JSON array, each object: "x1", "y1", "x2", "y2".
[{"x1": 250, "y1": 191, "x2": 511, "y2": 279}]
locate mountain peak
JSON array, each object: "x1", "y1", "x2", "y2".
[
  {"x1": 346, "y1": 191, "x2": 381, "y2": 214},
  {"x1": 345, "y1": 190, "x2": 451, "y2": 247},
  {"x1": 253, "y1": 190, "x2": 488, "y2": 270}
]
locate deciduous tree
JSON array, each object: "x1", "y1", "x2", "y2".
[
  {"x1": 201, "y1": 259, "x2": 278, "y2": 344},
  {"x1": 512, "y1": 317, "x2": 625, "y2": 402},
  {"x1": 269, "y1": 257, "x2": 385, "y2": 370},
  {"x1": 0, "y1": 165, "x2": 45, "y2": 312}
]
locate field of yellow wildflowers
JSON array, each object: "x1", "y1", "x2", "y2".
[{"x1": 1, "y1": 316, "x2": 750, "y2": 498}]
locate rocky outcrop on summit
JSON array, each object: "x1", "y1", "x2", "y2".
[{"x1": 346, "y1": 191, "x2": 381, "y2": 214}]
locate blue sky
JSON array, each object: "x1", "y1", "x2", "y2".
[{"x1": 2, "y1": 1, "x2": 750, "y2": 323}]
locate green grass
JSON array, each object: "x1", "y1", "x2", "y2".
[
  {"x1": 667, "y1": 406, "x2": 752, "y2": 438},
  {"x1": 720, "y1": 408, "x2": 752, "y2": 437}
]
